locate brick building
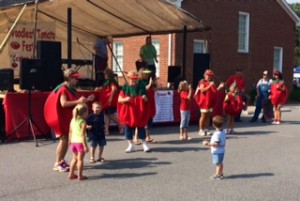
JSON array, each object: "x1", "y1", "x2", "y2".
[{"x1": 110, "y1": 0, "x2": 300, "y2": 93}]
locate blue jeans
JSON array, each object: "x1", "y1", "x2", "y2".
[
  {"x1": 251, "y1": 97, "x2": 264, "y2": 121},
  {"x1": 180, "y1": 110, "x2": 190, "y2": 129}
]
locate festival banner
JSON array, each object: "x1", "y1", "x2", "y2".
[{"x1": 8, "y1": 22, "x2": 56, "y2": 69}]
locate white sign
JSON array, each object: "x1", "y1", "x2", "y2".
[
  {"x1": 9, "y1": 22, "x2": 56, "y2": 69},
  {"x1": 153, "y1": 90, "x2": 174, "y2": 122}
]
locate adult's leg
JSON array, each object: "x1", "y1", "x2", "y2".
[{"x1": 56, "y1": 135, "x2": 68, "y2": 164}]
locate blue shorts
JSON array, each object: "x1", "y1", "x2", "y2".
[
  {"x1": 105, "y1": 107, "x2": 116, "y2": 115},
  {"x1": 124, "y1": 126, "x2": 146, "y2": 140},
  {"x1": 212, "y1": 153, "x2": 225, "y2": 165},
  {"x1": 89, "y1": 139, "x2": 107, "y2": 148}
]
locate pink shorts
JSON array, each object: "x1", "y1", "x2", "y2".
[{"x1": 70, "y1": 143, "x2": 84, "y2": 153}]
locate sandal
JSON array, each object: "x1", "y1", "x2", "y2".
[
  {"x1": 89, "y1": 158, "x2": 95, "y2": 164},
  {"x1": 133, "y1": 140, "x2": 141, "y2": 145},
  {"x1": 78, "y1": 176, "x2": 88, "y2": 180},
  {"x1": 68, "y1": 174, "x2": 78, "y2": 180},
  {"x1": 96, "y1": 158, "x2": 105, "y2": 162},
  {"x1": 146, "y1": 138, "x2": 157, "y2": 143}
]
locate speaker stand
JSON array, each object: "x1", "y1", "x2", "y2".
[{"x1": 9, "y1": 89, "x2": 44, "y2": 147}]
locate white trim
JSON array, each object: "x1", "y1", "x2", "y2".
[
  {"x1": 238, "y1": 11, "x2": 250, "y2": 53},
  {"x1": 278, "y1": 0, "x2": 300, "y2": 27}
]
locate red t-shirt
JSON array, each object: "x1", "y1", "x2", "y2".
[
  {"x1": 180, "y1": 90, "x2": 190, "y2": 111},
  {"x1": 226, "y1": 75, "x2": 245, "y2": 91}
]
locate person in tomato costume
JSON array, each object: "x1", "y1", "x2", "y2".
[
  {"x1": 223, "y1": 82, "x2": 243, "y2": 134},
  {"x1": 95, "y1": 68, "x2": 123, "y2": 135},
  {"x1": 44, "y1": 69, "x2": 95, "y2": 172},
  {"x1": 269, "y1": 70, "x2": 288, "y2": 125},
  {"x1": 117, "y1": 70, "x2": 151, "y2": 153},
  {"x1": 194, "y1": 69, "x2": 224, "y2": 136}
]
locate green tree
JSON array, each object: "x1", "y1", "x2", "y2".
[{"x1": 290, "y1": 3, "x2": 300, "y2": 66}]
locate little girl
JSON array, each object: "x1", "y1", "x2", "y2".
[
  {"x1": 223, "y1": 82, "x2": 243, "y2": 134},
  {"x1": 68, "y1": 103, "x2": 89, "y2": 180},
  {"x1": 178, "y1": 80, "x2": 192, "y2": 140}
]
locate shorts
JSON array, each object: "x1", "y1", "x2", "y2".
[
  {"x1": 70, "y1": 143, "x2": 85, "y2": 153},
  {"x1": 200, "y1": 108, "x2": 213, "y2": 113},
  {"x1": 212, "y1": 153, "x2": 225, "y2": 165},
  {"x1": 105, "y1": 107, "x2": 117, "y2": 115},
  {"x1": 145, "y1": 118, "x2": 153, "y2": 130},
  {"x1": 124, "y1": 126, "x2": 146, "y2": 140},
  {"x1": 89, "y1": 139, "x2": 107, "y2": 148},
  {"x1": 180, "y1": 110, "x2": 190, "y2": 128}
]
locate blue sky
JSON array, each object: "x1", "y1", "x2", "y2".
[{"x1": 286, "y1": 0, "x2": 300, "y2": 3}]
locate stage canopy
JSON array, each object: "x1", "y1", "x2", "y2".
[
  {"x1": 0, "y1": 0, "x2": 209, "y2": 38},
  {"x1": 0, "y1": 0, "x2": 210, "y2": 77}
]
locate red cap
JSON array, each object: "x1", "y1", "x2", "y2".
[
  {"x1": 69, "y1": 72, "x2": 81, "y2": 78},
  {"x1": 273, "y1": 70, "x2": 280, "y2": 76},
  {"x1": 205, "y1": 69, "x2": 214, "y2": 76}
]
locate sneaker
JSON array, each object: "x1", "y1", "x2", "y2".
[
  {"x1": 61, "y1": 160, "x2": 70, "y2": 169},
  {"x1": 210, "y1": 174, "x2": 223, "y2": 180},
  {"x1": 53, "y1": 163, "x2": 69, "y2": 172},
  {"x1": 125, "y1": 144, "x2": 135, "y2": 153},
  {"x1": 206, "y1": 131, "x2": 213, "y2": 136},
  {"x1": 272, "y1": 121, "x2": 280, "y2": 125},
  {"x1": 142, "y1": 143, "x2": 151, "y2": 152},
  {"x1": 198, "y1": 130, "x2": 206, "y2": 136}
]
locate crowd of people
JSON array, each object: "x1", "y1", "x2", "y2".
[{"x1": 43, "y1": 35, "x2": 288, "y2": 181}]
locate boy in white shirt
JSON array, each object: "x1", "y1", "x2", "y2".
[{"x1": 203, "y1": 115, "x2": 226, "y2": 179}]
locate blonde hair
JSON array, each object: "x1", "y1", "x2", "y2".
[
  {"x1": 177, "y1": 80, "x2": 188, "y2": 93},
  {"x1": 72, "y1": 103, "x2": 88, "y2": 119}
]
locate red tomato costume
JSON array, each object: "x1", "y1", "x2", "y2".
[
  {"x1": 117, "y1": 83, "x2": 150, "y2": 127},
  {"x1": 270, "y1": 80, "x2": 288, "y2": 106},
  {"x1": 44, "y1": 84, "x2": 77, "y2": 136},
  {"x1": 180, "y1": 90, "x2": 191, "y2": 111},
  {"x1": 194, "y1": 79, "x2": 217, "y2": 109},
  {"x1": 98, "y1": 79, "x2": 119, "y2": 110},
  {"x1": 223, "y1": 92, "x2": 243, "y2": 116}
]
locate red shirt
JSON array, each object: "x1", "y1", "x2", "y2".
[
  {"x1": 180, "y1": 91, "x2": 190, "y2": 111},
  {"x1": 226, "y1": 75, "x2": 245, "y2": 91}
]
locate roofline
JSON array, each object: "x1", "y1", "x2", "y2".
[{"x1": 278, "y1": 0, "x2": 300, "y2": 27}]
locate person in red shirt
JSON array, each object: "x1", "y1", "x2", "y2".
[
  {"x1": 194, "y1": 69, "x2": 224, "y2": 136},
  {"x1": 225, "y1": 68, "x2": 249, "y2": 122},
  {"x1": 178, "y1": 80, "x2": 193, "y2": 140}
]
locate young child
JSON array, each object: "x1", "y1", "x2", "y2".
[
  {"x1": 178, "y1": 80, "x2": 192, "y2": 140},
  {"x1": 223, "y1": 82, "x2": 243, "y2": 134},
  {"x1": 68, "y1": 103, "x2": 89, "y2": 181},
  {"x1": 86, "y1": 101, "x2": 106, "y2": 163},
  {"x1": 202, "y1": 115, "x2": 226, "y2": 180}
]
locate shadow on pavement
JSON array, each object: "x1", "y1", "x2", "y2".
[
  {"x1": 225, "y1": 172, "x2": 274, "y2": 179},
  {"x1": 87, "y1": 172, "x2": 157, "y2": 180}
]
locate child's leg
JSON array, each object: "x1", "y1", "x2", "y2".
[
  {"x1": 90, "y1": 146, "x2": 96, "y2": 162},
  {"x1": 216, "y1": 163, "x2": 223, "y2": 176},
  {"x1": 97, "y1": 146, "x2": 104, "y2": 161},
  {"x1": 77, "y1": 152, "x2": 86, "y2": 180},
  {"x1": 104, "y1": 115, "x2": 110, "y2": 135},
  {"x1": 229, "y1": 115, "x2": 235, "y2": 130},
  {"x1": 133, "y1": 128, "x2": 140, "y2": 144},
  {"x1": 179, "y1": 128, "x2": 184, "y2": 140},
  {"x1": 68, "y1": 153, "x2": 78, "y2": 179}
]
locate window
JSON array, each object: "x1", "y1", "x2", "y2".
[
  {"x1": 238, "y1": 12, "x2": 250, "y2": 53},
  {"x1": 273, "y1": 47, "x2": 283, "y2": 72},
  {"x1": 152, "y1": 40, "x2": 160, "y2": 77},
  {"x1": 112, "y1": 42, "x2": 123, "y2": 75},
  {"x1": 193, "y1": 40, "x2": 207, "y2": 53}
]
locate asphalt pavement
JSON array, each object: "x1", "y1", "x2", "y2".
[{"x1": 0, "y1": 105, "x2": 299, "y2": 201}]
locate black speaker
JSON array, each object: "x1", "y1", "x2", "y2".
[
  {"x1": 0, "y1": 69, "x2": 14, "y2": 92},
  {"x1": 168, "y1": 66, "x2": 181, "y2": 83},
  {"x1": 37, "y1": 40, "x2": 63, "y2": 90},
  {"x1": 193, "y1": 53, "x2": 210, "y2": 89},
  {"x1": 20, "y1": 59, "x2": 48, "y2": 91}
]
